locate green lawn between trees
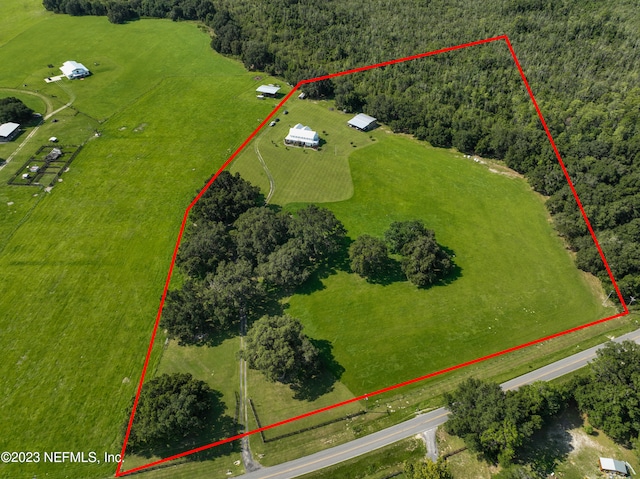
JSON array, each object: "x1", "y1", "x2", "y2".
[{"x1": 0, "y1": 4, "x2": 624, "y2": 479}]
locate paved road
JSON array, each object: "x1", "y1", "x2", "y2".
[{"x1": 240, "y1": 327, "x2": 640, "y2": 479}]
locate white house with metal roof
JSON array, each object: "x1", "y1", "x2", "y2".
[
  {"x1": 285, "y1": 123, "x2": 319, "y2": 148},
  {"x1": 60, "y1": 60, "x2": 90, "y2": 79},
  {"x1": 347, "y1": 113, "x2": 377, "y2": 131},
  {"x1": 0, "y1": 122, "x2": 20, "y2": 142}
]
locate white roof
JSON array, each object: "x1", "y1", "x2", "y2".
[
  {"x1": 348, "y1": 113, "x2": 377, "y2": 130},
  {"x1": 599, "y1": 457, "x2": 627, "y2": 474},
  {"x1": 60, "y1": 60, "x2": 89, "y2": 76},
  {"x1": 256, "y1": 85, "x2": 281, "y2": 95},
  {"x1": 285, "y1": 124, "x2": 319, "y2": 143},
  {"x1": 0, "y1": 122, "x2": 20, "y2": 137}
]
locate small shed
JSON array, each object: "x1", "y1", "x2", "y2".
[
  {"x1": 285, "y1": 123, "x2": 319, "y2": 148},
  {"x1": 256, "y1": 85, "x2": 281, "y2": 98},
  {"x1": 45, "y1": 148, "x2": 63, "y2": 161},
  {"x1": 0, "y1": 122, "x2": 20, "y2": 142},
  {"x1": 599, "y1": 457, "x2": 628, "y2": 476},
  {"x1": 60, "y1": 60, "x2": 90, "y2": 79},
  {"x1": 348, "y1": 113, "x2": 377, "y2": 132}
]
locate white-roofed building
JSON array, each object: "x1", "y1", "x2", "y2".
[
  {"x1": 0, "y1": 122, "x2": 20, "y2": 142},
  {"x1": 285, "y1": 123, "x2": 319, "y2": 148},
  {"x1": 60, "y1": 60, "x2": 90, "y2": 79},
  {"x1": 256, "y1": 85, "x2": 281, "y2": 97},
  {"x1": 347, "y1": 113, "x2": 377, "y2": 131},
  {"x1": 599, "y1": 457, "x2": 628, "y2": 476}
]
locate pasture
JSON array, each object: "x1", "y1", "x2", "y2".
[
  {"x1": 287, "y1": 132, "x2": 614, "y2": 395},
  {"x1": 228, "y1": 98, "x2": 616, "y2": 436},
  {"x1": 0, "y1": 4, "x2": 280, "y2": 478}
]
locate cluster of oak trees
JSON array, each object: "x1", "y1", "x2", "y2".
[
  {"x1": 444, "y1": 341, "x2": 640, "y2": 476},
  {"x1": 162, "y1": 171, "x2": 346, "y2": 348},
  {"x1": 349, "y1": 221, "x2": 454, "y2": 287},
  {"x1": 0, "y1": 97, "x2": 33, "y2": 124},
  {"x1": 128, "y1": 172, "x2": 348, "y2": 450}
]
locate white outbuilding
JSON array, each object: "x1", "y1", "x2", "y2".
[
  {"x1": 347, "y1": 113, "x2": 377, "y2": 132},
  {"x1": 60, "y1": 60, "x2": 90, "y2": 79},
  {"x1": 285, "y1": 123, "x2": 319, "y2": 148},
  {"x1": 256, "y1": 85, "x2": 281, "y2": 97},
  {"x1": 0, "y1": 122, "x2": 20, "y2": 142},
  {"x1": 599, "y1": 457, "x2": 628, "y2": 476}
]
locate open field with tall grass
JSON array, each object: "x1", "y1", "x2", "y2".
[{"x1": 0, "y1": 3, "x2": 282, "y2": 478}]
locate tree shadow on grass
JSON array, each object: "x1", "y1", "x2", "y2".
[
  {"x1": 364, "y1": 256, "x2": 405, "y2": 286},
  {"x1": 131, "y1": 390, "x2": 239, "y2": 462},
  {"x1": 515, "y1": 405, "x2": 582, "y2": 475},
  {"x1": 292, "y1": 339, "x2": 345, "y2": 401},
  {"x1": 293, "y1": 236, "x2": 353, "y2": 296},
  {"x1": 428, "y1": 262, "x2": 463, "y2": 288}
]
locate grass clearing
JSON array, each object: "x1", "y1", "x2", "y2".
[
  {"x1": 298, "y1": 437, "x2": 425, "y2": 479},
  {"x1": 0, "y1": 0, "x2": 50, "y2": 47}
]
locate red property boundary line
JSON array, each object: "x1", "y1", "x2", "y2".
[{"x1": 116, "y1": 34, "x2": 629, "y2": 477}]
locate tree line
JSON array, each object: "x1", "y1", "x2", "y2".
[{"x1": 42, "y1": 0, "x2": 217, "y2": 24}]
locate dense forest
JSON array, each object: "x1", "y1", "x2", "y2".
[{"x1": 43, "y1": 0, "x2": 640, "y2": 305}]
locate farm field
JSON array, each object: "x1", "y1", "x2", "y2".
[
  {"x1": 230, "y1": 97, "x2": 615, "y2": 412},
  {"x1": 0, "y1": 3, "x2": 282, "y2": 478},
  {"x1": 286, "y1": 132, "x2": 614, "y2": 396}
]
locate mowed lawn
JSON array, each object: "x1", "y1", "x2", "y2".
[
  {"x1": 283, "y1": 133, "x2": 615, "y2": 396},
  {"x1": 230, "y1": 98, "x2": 372, "y2": 204},
  {"x1": 0, "y1": 8, "x2": 279, "y2": 479}
]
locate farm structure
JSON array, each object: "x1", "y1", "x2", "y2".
[
  {"x1": 256, "y1": 85, "x2": 281, "y2": 98},
  {"x1": 285, "y1": 123, "x2": 319, "y2": 148},
  {"x1": 0, "y1": 122, "x2": 20, "y2": 142},
  {"x1": 59, "y1": 60, "x2": 90, "y2": 79},
  {"x1": 8, "y1": 145, "x2": 81, "y2": 187},
  {"x1": 347, "y1": 113, "x2": 377, "y2": 132},
  {"x1": 599, "y1": 457, "x2": 629, "y2": 476}
]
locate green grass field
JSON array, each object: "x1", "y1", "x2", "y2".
[
  {"x1": 0, "y1": 4, "x2": 283, "y2": 478},
  {"x1": 229, "y1": 98, "x2": 368, "y2": 204},
  {"x1": 230, "y1": 99, "x2": 615, "y2": 404},
  {"x1": 286, "y1": 132, "x2": 615, "y2": 396}
]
